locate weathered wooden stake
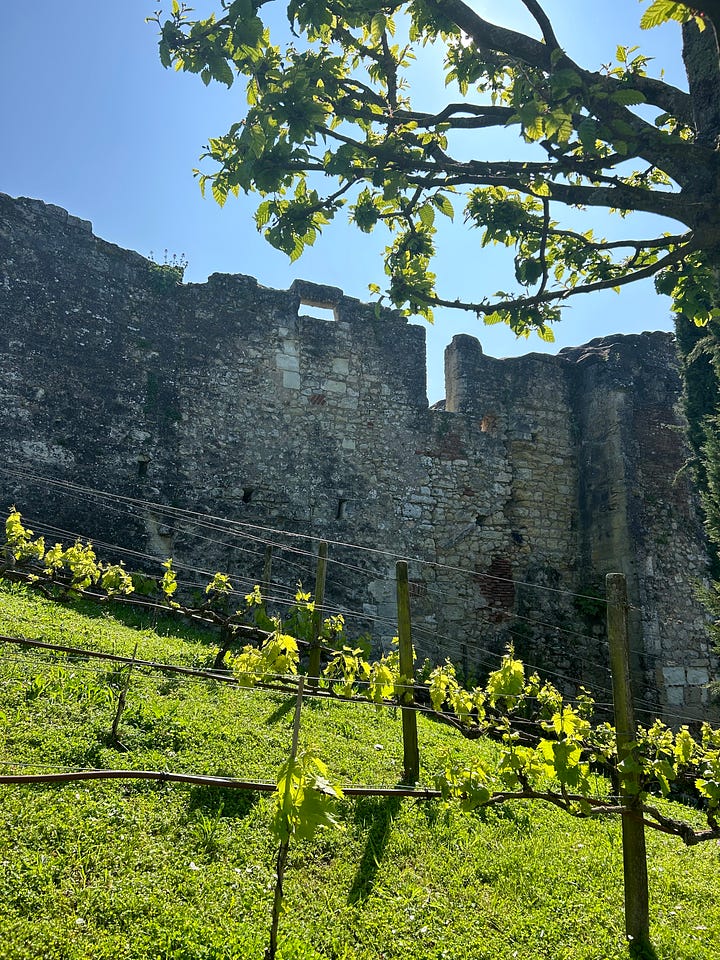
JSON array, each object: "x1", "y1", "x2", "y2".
[
  {"x1": 262, "y1": 545, "x2": 273, "y2": 600},
  {"x1": 606, "y1": 572, "x2": 650, "y2": 947},
  {"x1": 267, "y1": 677, "x2": 305, "y2": 960},
  {"x1": 396, "y1": 560, "x2": 420, "y2": 784},
  {"x1": 307, "y1": 542, "x2": 328, "y2": 689}
]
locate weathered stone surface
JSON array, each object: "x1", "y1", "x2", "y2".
[{"x1": 0, "y1": 191, "x2": 716, "y2": 720}]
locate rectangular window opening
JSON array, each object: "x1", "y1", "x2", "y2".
[{"x1": 299, "y1": 300, "x2": 338, "y2": 322}]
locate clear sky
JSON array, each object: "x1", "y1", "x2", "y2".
[{"x1": 0, "y1": 1, "x2": 688, "y2": 402}]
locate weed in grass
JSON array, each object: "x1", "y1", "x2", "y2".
[{"x1": 192, "y1": 803, "x2": 226, "y2": 858}]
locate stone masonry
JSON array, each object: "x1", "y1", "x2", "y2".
[{"x1": 0, "y1": 192, "x2": 716, "y2": 720}]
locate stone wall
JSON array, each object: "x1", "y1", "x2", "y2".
[{"x1": 0, "y1": 191, "x2": 716, "y2": 720}]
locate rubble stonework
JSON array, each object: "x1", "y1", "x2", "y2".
[{"x1": 0, "y1": 191, "x2": 716, "y2": 719}]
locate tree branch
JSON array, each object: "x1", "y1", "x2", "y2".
[
  {"x1": 535, "y1": 195, "x2": 551, "y2": 300},
  {"x1": 518, "y1": 0, "x2": 560, "y2": 50},
  {"x1": 640, "y1": 803, "x2": 720, "y2": 846},
  {"x1": 543, "y1": 228, "x2": 692, "y2": 252},
  {"x1": 420, "y1": 237, "x2": 701, "y2": 315},
  {"x1": 438, "y1": 0, "x2": 553, "y2": 68},
  {"x1": 435, "y1": 0, "x2": 694, "y2": 175},
  {"x1": 385, "y1": 103, "x2": 515, "y2": 129}
]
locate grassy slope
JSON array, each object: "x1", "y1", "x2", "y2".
[{"x1": 0, "y1": 581, "x2": 718, "y2": 960}]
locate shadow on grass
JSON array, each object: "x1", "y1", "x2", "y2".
[
  {"x1": 56, "y1": 592, "x2": 221, "y2": 648},
  {"x1": 187, "y1": 784, "x2": 259, "y2": 820},
  {"x1": 266, "y1": 697, "x2": 296, "y2": 725},
  {"x1": 347, "y1": 795, "x2": 402, "y2": 904},
  {"x1": 628, "y1": 938, "x2": 658, "y2": 960}
]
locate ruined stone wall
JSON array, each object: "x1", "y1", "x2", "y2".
[{"x1": 0, "y1": 192, "x2": 715, "y2": 719}]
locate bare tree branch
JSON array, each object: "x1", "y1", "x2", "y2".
[{"x1": 518, "y1": 0, "x2": 560, "y2": 49}]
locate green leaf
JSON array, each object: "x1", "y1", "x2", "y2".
[
  {"x1": 370, "y1": 13, "x2": 386, "y2": 40},
  {"x1": 611, "y1": 88, "x2": 645, "y2": 106},
  {"x1": 212, "y1": 179, "x2": 228, "y2": 208},
  {"x1": 675, "y1": 727, "x2": 696, "y2": 763},
  {"x1": 537, "y1": 324, "x2": 555, "y2": 344},
  {"x1": 484, "y1": 309, "x2": 511, "y2": 326},
  {"x1": 255, "y1": 201, "x2": 271, "y2": 228},
  {"x1": 213, "y1": 57, "x2": 235, "y2": 88},
  {"x1": 247, "y1": 123, "x2": 266, "y2": 157},
  {"x1": 486, "y1": 651, "x2": 525, "y2": 705},
  {"x1": 640, "y1": 0, "x2": 702, "y2": 30},
  {"x1": 577, "y1": 118, "x2": 599, "y2": 153},
  {"x1": 418, "y1": 204, "x2": 435, "y2": 228},
  {"x1": 433, "y1": 194, "x2": 454, "y2": 220}
]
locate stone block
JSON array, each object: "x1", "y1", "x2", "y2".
[
  {"x1": 662, "y1": 666, "x2": 686, "y2": 686},
  {"x1": 276, "y1": 352, "x2": 300, "y2": 372}
]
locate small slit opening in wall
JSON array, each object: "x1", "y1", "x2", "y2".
[
  {"x1": 336, "y1": 498, "x2": 347, "y2": 520},
  {"x1": 299, "y1": 300, "x2": 338, "y2": 322},
  {"x1": 242, "y1": 487, "x2": 254, "y2": 504},
  {"x1": 137, "y1": 457, "x2": 149, "y2": 478},
  {"x1": 480, "y1": 414, "x2": 497, "y2": 433}
]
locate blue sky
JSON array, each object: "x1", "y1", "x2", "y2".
[{"x1": 0, "y1": 1, "x2": 688, "y2": 402}]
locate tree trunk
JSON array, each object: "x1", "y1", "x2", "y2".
[
  {"x1": 682, "y1": 19, "x2": 720, "y2": 147},
  {"x1": 675, "y1": 22, "x2": 720, "y2": 577}
]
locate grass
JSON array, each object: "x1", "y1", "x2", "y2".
[{"x1": 0, "y1": 581, "x2": 719, "y2": 959}]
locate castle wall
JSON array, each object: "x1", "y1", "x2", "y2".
[{"x1": 0, "y1": 192, "x2": 715, "y2": 720}]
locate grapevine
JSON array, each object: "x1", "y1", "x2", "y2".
[{"x1": 2, "y1": 508, "x2": 720, "y2": 846}]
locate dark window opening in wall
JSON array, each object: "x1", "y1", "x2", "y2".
[
  {"x1": 336, "y1": 498, "x2": 347, "y2": 520},
  {"x1": 474, "y1": 556, "x2": 515, "y2": 614},
  {"x1": 137, "y1": 457, "x2": 149, "y2": 478},
  {"x1": 299, "y1": 300, "x2": 338, "y2": 322},
  {"x1": 242, "y1": 487, "x2": 254, "y2": 504}
]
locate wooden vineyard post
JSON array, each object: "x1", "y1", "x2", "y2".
[
  {"x1": 396, "y1": 560, "x2": 420, "y2": 784},
  {"x1": 262, "y1": 545, "x2": 273, "y2": 600},
  {"x1": 606, "y1": 572, "x2": 650, "y2": 947},
  {"x1": 267, "y1": 677, "x2": 305, "y2": 960},
  {"x1": 307, "y1": 542, "x2": 328, "y2": 689}
]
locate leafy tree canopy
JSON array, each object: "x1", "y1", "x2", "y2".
[{"x1": 150, "y1": 0, "x2": 720, "y2": 339}]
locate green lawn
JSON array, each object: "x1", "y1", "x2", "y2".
[{"x1": 0, "y1": 582, "x2": 718, "y2": 960}]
